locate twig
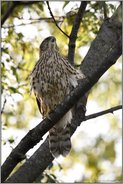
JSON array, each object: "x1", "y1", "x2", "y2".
[
  {"x1": 84, "y1": 105, "x2": 122, "y2": 121},
  {"x1": 46, "y1": 1, "x2": 69, "y2": 38},
  {"x1": 68, "y1": 2, "x2": 87, "y2": 65},
  {"x1": 2, "y1": 17, "x2": 63, "y2": 29},
  {"x1": 1, "y1": 98, "x2": 7, "y2": 114},
  {"x1": 1, "y1": 2, "x2": 16, "y2": 26},
  {"x1": 1, "y1": 1, "x2": 42, "y2": 26}
]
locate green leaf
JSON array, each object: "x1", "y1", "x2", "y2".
[
  {"x1": 104, "y1": 140, "x2": 116, "y2": 162},
  {"x1": 38, "y1": 3, "x2": 44, "y2": 11},
  {"x1": 17, "y1": 33, "x2": 24, "y2": 40},
  {"x1": 63, "y1": 1, "x2": 70, "y2": 8},
  {"x1": 11, "y1": 66, "x2": 19, "y2": 82},
  {"x1": 1, "y1": 47, "x2": 9, "y2": 54},
  {"x1": 8, "y1": 136, "x2": 15, "y2": 144},
  {"x1": 9, "y1": 87, "x2": 22, "y2": 95}
]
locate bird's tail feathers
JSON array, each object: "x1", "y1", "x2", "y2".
[{"x1": 49, "y1": 124, "x2": 71, "y2": 158}]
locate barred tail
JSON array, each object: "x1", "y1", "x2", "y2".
[{"x1": 49, "y1": 125, "x2": 71, "y2": 158}]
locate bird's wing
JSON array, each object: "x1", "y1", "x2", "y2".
[
  {"x1": 36, "y1": 96, "x2": 49, "y2": 117},
  {"x1": 36, "y1": 97, "x2": 42, "y2": 114},
  {"x1": 61, "y1": 57, "x2": 85, "y2": 79}
]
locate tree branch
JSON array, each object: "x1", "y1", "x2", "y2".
[
  {"x1": 1, "y1": 1, "x2": 42, "y2": 26},
  {"x1": 85, "y1": 105, "x2": 122, "y2": 121},
  {"x1": 2, "y1": 4, "x2": 122, "y2": 183},
  {"x1": 103, "y1": 2, "x2": 108, "y2": 19},
  {"x1": 1, "y1": 2, "x2": 16, "y2": 26},
  {"x1": 46, "y1": 1, "x2": 70, "y2": 38},
  {"x1": 4, "y1": 105, "x2": 122, "y2": 184},
  {"x1": 68, "y1": 2, "x2": 87, "y2": 65},
  {"x1": 2, "y1": 17, "x2": 63, "y2": 29},
  {"x1": 1, "y1": 98, "x2": 7, "y2": 114}
]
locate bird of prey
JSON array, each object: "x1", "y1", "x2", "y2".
[{"x1": 30, "y1": 36, "x2": 84, "y2": 157}]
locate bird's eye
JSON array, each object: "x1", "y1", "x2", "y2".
[{"x1": 51, "y1": 37, "x2": 55, "y2": 42}]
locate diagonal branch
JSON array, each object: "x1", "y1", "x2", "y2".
[
  {"x1": 85, "y1": 105, "x2": 122, "y2": 121},
  {"x1": 1, "y1": 2, "x2": 16, "y2": 26},
  {"x1": 1, "y1": 98, "x2": 7, "y2": 114},
  {"x1": 68, "y1": 2, "x2": 87, "y2": 65},
  {"x1": 2, "y1": 4, "x2": 122, "y2": 183},
  {"x1": 46, "y1": 1, "x2": 70, "y2": 38},
  {"x1": 3, "y1": 27, "x2": 122, "y2": 184},
  {"x1": 1, "y1": 1, "x2": 42, "y2": 26},
  {"x1": 4, "y1": 105, "x2": 122, "y2": 183}
]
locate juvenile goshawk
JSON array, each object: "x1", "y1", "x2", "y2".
[{"x1": 30, "y1": 36, "x2": 84, "y2": 158}]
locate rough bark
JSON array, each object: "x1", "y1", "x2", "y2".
[{"x1": 2, "y1": 4, "x2": 122, "y2": 183}]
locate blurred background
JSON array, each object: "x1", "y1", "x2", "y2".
[{"x1": 1, "y1": 1, "x2": 122, "y2": 183}]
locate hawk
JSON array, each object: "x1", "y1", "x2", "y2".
[{"x1": 30, "y1": 36, "x2": 84, "y2": 158}]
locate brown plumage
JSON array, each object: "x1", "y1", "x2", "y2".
[{"x1": 30, "y1": 36, "x2": 84, "y2": 158}]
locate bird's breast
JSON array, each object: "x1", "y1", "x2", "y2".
[{"x1": 31, "y1": 56, "x2": 71, "y2": 98}]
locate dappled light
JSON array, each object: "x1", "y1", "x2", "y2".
[{"x1": 1, "y1": 1, "x2": 122, "y2": 183}]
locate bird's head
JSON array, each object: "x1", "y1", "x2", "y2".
[{"x1": 39, "y1": 36, "x2": 58, "y2": 56}]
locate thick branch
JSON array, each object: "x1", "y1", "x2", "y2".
[
  {"x1": 81, "y1": 5, "x2": 122, "y2": 77},
  {"x1": 4, "y1": 104, "x2": 122, "y2": 184},
  {"x1": 46, "y1": 1, "x2": 69, "y2": 38},
  {"x1": 2, "y1": 4, "x2": 122, "y2": 183},
  {"x1": 68, "y1": 2, "x2": 87, "y2": 65}
]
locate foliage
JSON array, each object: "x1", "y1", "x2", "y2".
[{"x1": 1, "y1": 1, "x2": 121, "y2": 183}]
